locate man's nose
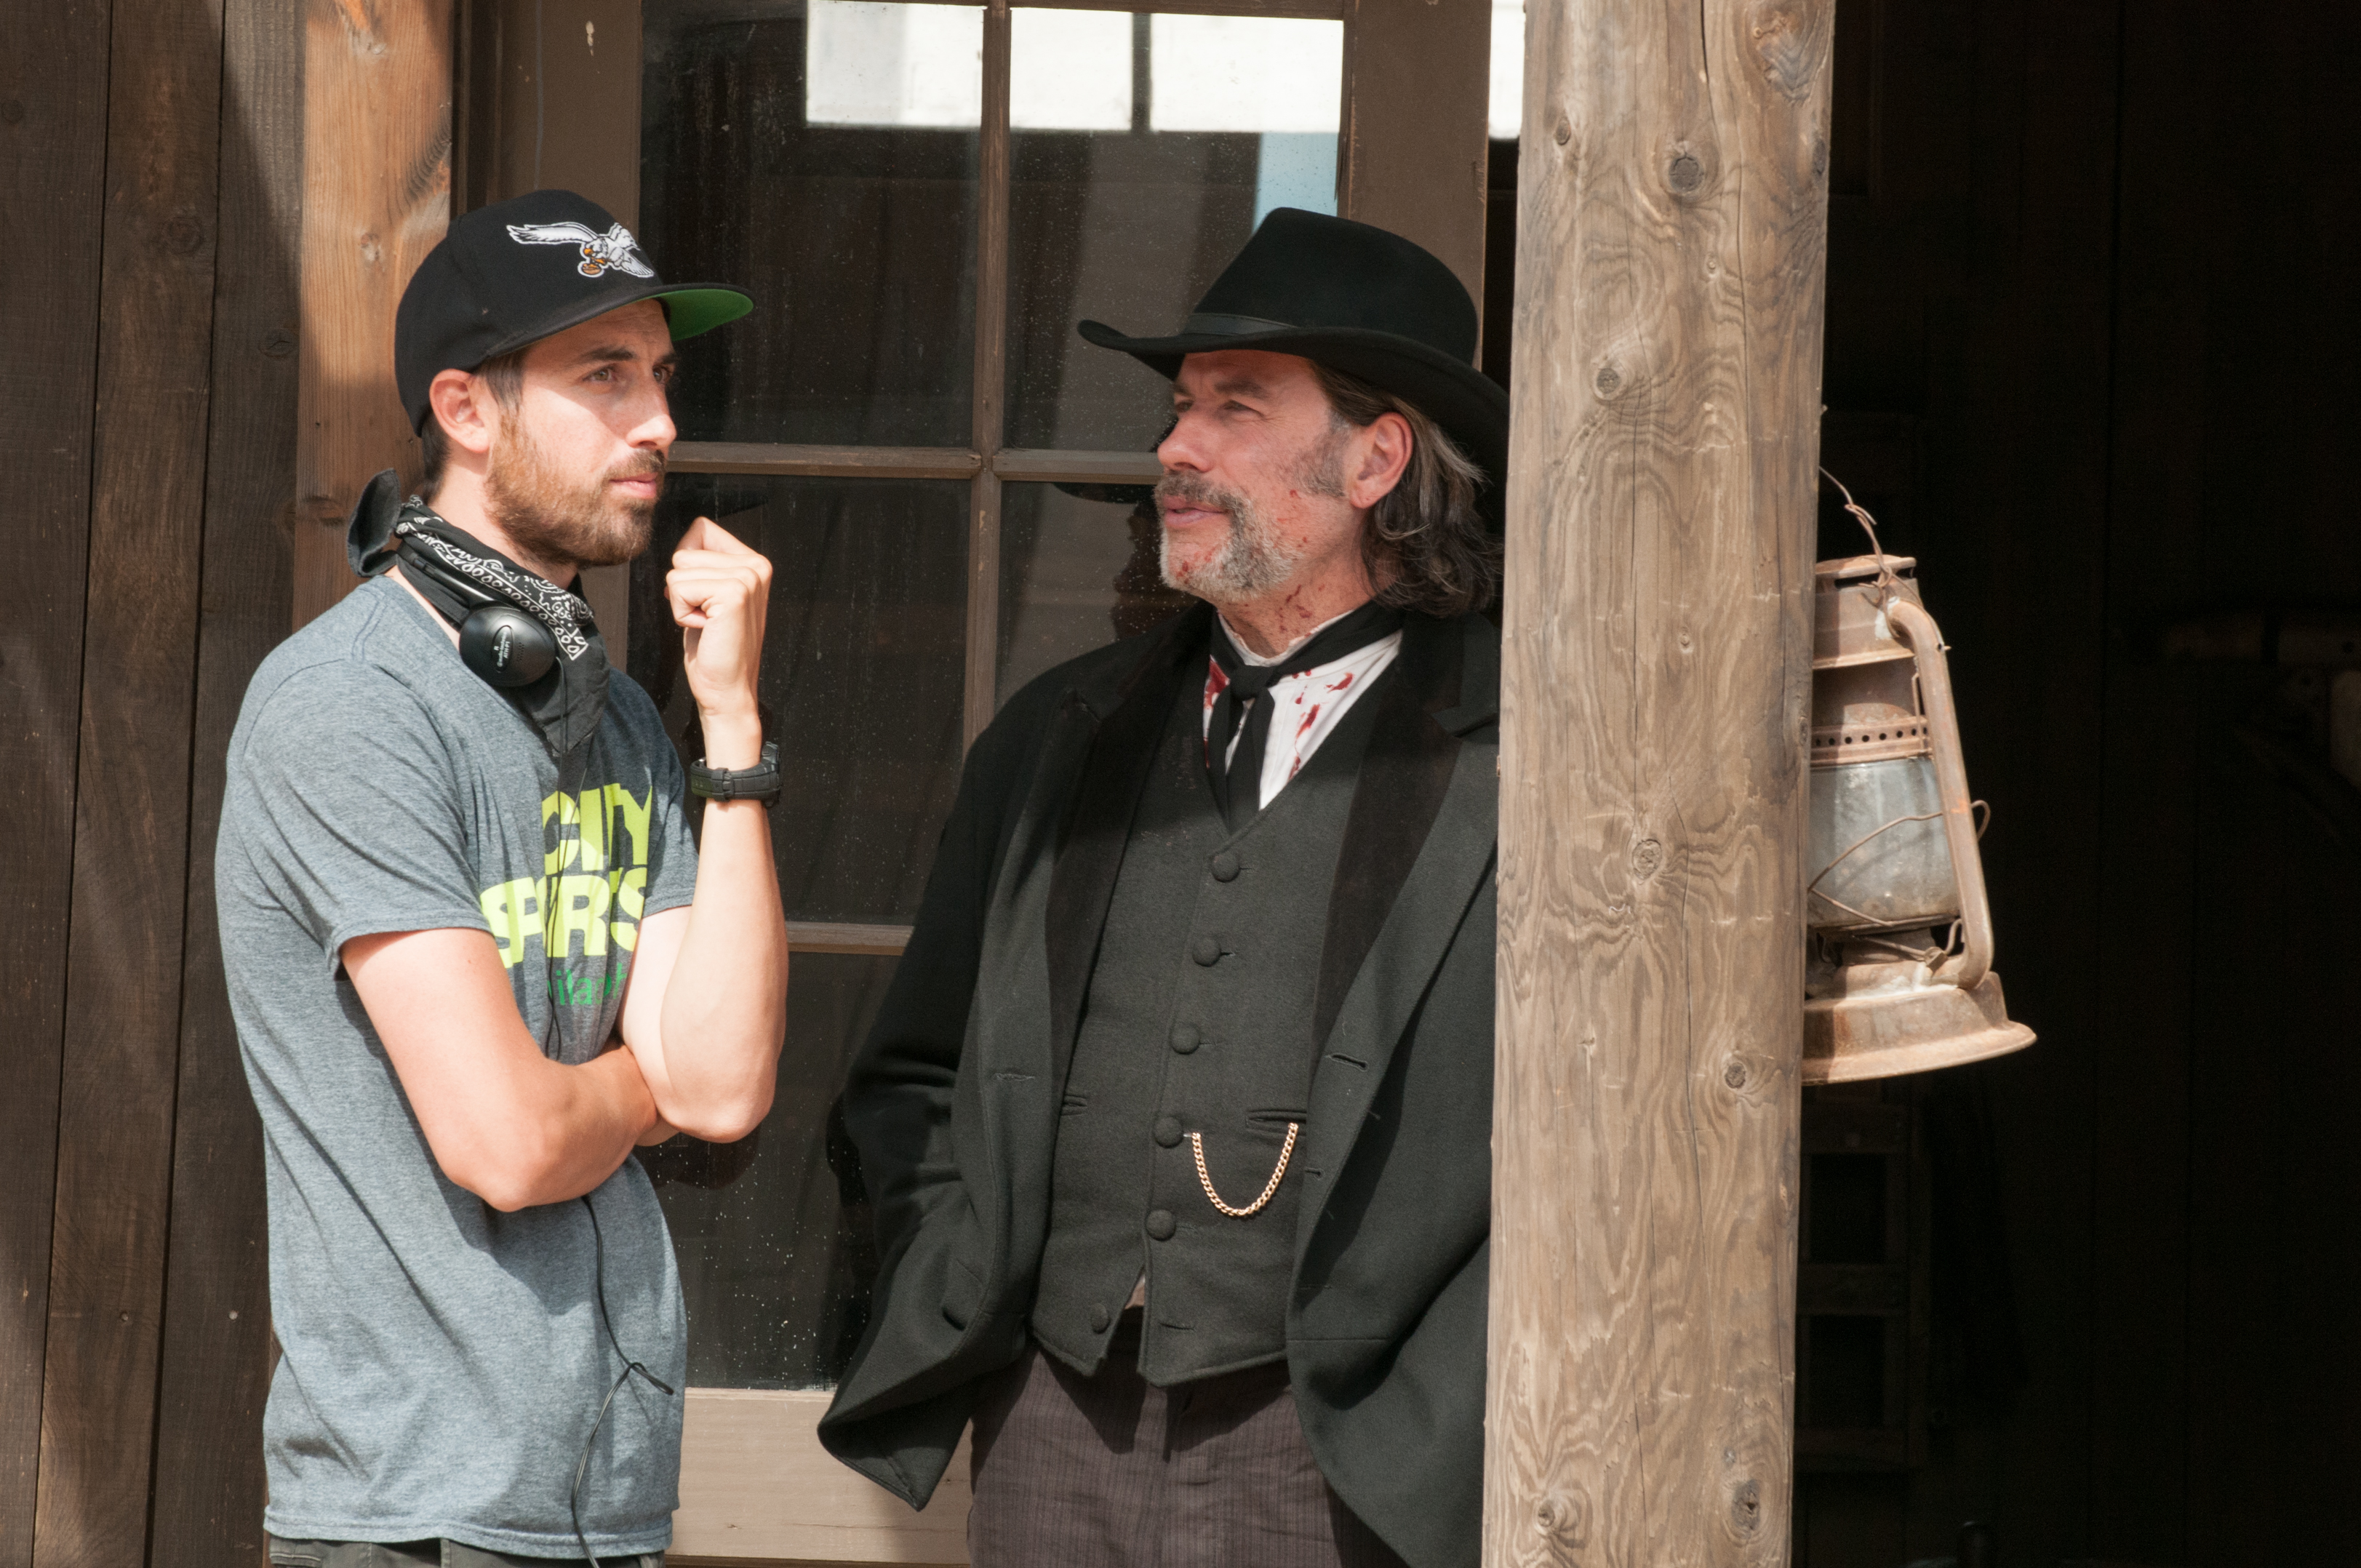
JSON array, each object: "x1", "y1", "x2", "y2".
[
  {"x1": 632, "y1": 388, "x2": 677, "y2": 451},
  {"x1": 1157, "y1": 413, "x2": 1207, "y2": 472}
]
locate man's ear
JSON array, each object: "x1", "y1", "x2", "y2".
[
  {"x1": 1346, "y1": 409, "x2": 1414, "y2": 511},
  {"x1": 426, "y1": 367, "x2": 498, "y2": 460}
]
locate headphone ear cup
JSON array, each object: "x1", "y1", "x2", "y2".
[{"x1": 459, "y1": 605, "x2": 559, "y2": 688}]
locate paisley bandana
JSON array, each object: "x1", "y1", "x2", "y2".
[{"x1": 345, "y1": 468, "x2": 612, "y2": 759}]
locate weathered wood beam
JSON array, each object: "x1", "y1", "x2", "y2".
[
  {"x1": 1487, "y1": 0, "x2": 1834, "y2": 1560},
  {"x1": 1338, "y1": 0, "x2": 1492, "y2": 309},
  {"x1": 145, "y1": 0, "x2": 304, "y2": 1559},
  {"x1": 295, "y1": 0, "x2": 454, "y2": 629},
  {"x1": 0, "y1": 0, "x2": 112, "y2": 1551}
]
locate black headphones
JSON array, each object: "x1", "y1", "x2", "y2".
[{"x1": 394, "y1": 538, "x2": 561, "y2": 689}]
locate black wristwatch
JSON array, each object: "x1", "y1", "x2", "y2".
[{"x1": 689, "y1": 740, "x2": 781, "y2": 809}]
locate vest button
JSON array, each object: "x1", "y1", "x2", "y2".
[
  {"x1": 1191, "y1": 935, "x2": 1221, "y2": 967},
  {"x1": 1146, "y1": 1210, "x2": 1177, "y2": 1241},
  {"x1": 1090, "y1": 1304, "x2": 1111, "y2": 1332},
  {"x1": 1210, "y1": 850, "x2": 1241, "y2": 881},
  {"x1": 1154, "y1": 1116, "x2": 1183, "y2": 1148},
  {"x1": 1170, "y1": 1024, "x2": 1200, "y2": 1055}
]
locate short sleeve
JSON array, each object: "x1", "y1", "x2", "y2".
[
  {"x1": 629, "y1": 700, "x2": 700, "y2": 923},
  {"x1": 228, "y1": 663, "x2": 489, "y2": 973}
]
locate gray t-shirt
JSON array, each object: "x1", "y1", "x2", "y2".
[{"x1": 217, "y1": 577, "x2": 698, "y2": 1556}]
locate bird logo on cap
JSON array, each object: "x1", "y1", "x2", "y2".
[{"x1": 504, "y1": 220, "x2": 655, "y2": 279}]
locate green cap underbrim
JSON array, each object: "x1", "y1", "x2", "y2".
[{"x1": 658, "y1": 287, "x2": 755, "y2": 341}]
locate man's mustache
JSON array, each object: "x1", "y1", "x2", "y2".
[
  {"x1": 1154, "y1": 473, "x2": 1244, "y2": 519},
  {"x1": 609, "y1": 450, "x2": 668, "y2": 484}
]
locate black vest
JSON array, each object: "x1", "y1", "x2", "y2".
[{"x1": 1031, "y1": 662, "x2": 1386, "y2": 1385}]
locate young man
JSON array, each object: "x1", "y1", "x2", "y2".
[
  {"x1": 218, "y1": 191, "x2": 788, "y2": 1565},
  {"x1": 820, "y1": 209, "x2": 1508, "y2": 1568}
]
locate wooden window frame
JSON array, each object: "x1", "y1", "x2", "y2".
[{"x1": 451, "y1": 0, "x2": 1487, "y2": 1557}]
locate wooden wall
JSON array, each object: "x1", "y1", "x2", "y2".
[{"x1": 1, "y1": 0, "x2": 295, "y2": 1563}]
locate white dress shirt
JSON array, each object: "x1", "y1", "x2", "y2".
[{"x1": 1202, "y1": 608, "x2": 1403, "y2": 815}]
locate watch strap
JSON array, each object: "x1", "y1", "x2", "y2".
[{"x1": 689, "y1": 740, "x2": 781, "y2": 807}]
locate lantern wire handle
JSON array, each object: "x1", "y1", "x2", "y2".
[{"x1": 1820, "y1": 467, "x2": 1905, "y2": 603}]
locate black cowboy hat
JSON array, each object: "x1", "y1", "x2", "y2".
[{"x1": 1076, "y1": 207, "x2": 1508, "y2": 527}]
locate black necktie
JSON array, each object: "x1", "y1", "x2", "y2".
[{"x1": 1206, "y1": 601, "x2": 1403, "y2": 823}]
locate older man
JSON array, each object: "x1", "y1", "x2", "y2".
[{"x1": 820, "y1": 209, "x2": 1506, "y2": 1568}]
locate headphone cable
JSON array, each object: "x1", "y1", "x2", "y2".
[{"x1": 569, "y1": 1191, "x2": 675, "y2": 1568}]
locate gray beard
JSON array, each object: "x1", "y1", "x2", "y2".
[{"x1": 1157, "y1": 485, "x2": 1306, "y2": 602}]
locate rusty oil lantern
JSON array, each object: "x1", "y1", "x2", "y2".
[{"x1": 1803, "y1": 497, "x2": 2035, "y2": 1082}]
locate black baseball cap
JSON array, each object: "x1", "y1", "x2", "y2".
[{"x1": 394, "y1": 189, "x2": 752, "y2": 433}]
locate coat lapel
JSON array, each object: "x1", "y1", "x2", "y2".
[
  {"x1": 1314, "y1": 612, "x2": 1470, "y2": 1046},
  {"x1": 1295, "y1": 614, "x2": 1498, "y2": 1261}
]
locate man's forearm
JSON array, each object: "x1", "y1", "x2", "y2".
[
  {"x1": 496, "y1": 1047, "x2": 666, "y2": 1209},
  {"x1": 652, "y1": 782, "x2": 788, "y2": 1140}
]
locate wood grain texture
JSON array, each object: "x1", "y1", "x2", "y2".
[
  {"x1": 30, "y1": 0, "x2": 227, "y2": 1559},
  {"x1": 671, "y1": 443, "x2": 986, "y2": 480},
  {"x1": 295, "y1": 0, "x2": 454, "y2": 629},
  {"x1": 144, "y1": 0, "x2": 303, "y2": 1561},
  {"x1": 964, "y1": 0, "x2": 1012, "y2": 748},
  {"x1": 1487, "y1": 0, "x2": 1832, "y2": 1561},
  {"x1": 1338, "y1": 0, "x2": 1492, "y2": 308},
  {"x1": 785, "y1": 922, "x2": 916, "y2": 957},
  {"x1": 0, "y1": 1, "x2": 113, "y2": 1556},
  {"x1": 671, "y1": 1388, "x2": 971, "y2": 1564},
  {"x1": 991, "y1": 448, "x2": 1163, "y2": 484},
  {"x1": 469, "y1": 0, "x2": 642, "y2": 220}
]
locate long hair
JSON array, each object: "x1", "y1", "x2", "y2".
[{"x1": 1310, "y1": 361, "x2": 1501, "y2": 617}]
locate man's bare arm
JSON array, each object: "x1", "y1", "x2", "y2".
[
  {"x1": 346, "y1": 927, "x2": 664, "y2": 1211},
  {"x1": 616, "y1": 516, "x2": 789, "y2": 1141}
]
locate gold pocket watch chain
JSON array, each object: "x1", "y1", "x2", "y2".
[{"x1": 1189, "y1": 1122, "x2": 1301, "y2": 1217}]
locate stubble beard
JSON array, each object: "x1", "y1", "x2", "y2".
[
  {"x1": 484, "y1": 415, "x2": 661, "y2": 575},
  {"x1": 1155, "y1": 430, "x2": 1346, "y2": 604}
]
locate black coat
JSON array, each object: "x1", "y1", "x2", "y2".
[{"x1": 818, "y1": 604, "x2": 1499, "y2": 1568}]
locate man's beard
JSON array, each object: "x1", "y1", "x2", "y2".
[
  {"x1": 1154, "y1": 433, "x2": 1345, "y2": 602},
  {"x1": 483, "y1": 418, "x2": 661, "y2": 575}
]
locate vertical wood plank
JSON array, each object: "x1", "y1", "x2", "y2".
[
  {"x1": 1487, "y1": 0, "x2": 1832, "y2": 1561},
  {"x1": 145, "y1": 0, "x2": 303, "y2": 1561},
  {"x1": 294, "y1": 0, "x2": 455, "y2": 629},
  {"x1": 1338, "y1": 0, "x2": 1491, "y2": 308},
  {"x1": 0, "y1": 2, "x2": 113, "y2": 1558},
  {"x1": 29, "y1": 0, "x2": 228, "y2": 1560},
  {"x1": 965, "y1": 0, "x2": 1012, "y2": 745}
]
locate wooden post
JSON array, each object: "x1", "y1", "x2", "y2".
[
  {"x1": 295, "y1": 0, "x2": 454, "y2": 629},
  {"x1": 1338, "y1": 0, "x2": 1492, "y2": 311},
  {"x1": 1487, "y1": 0, "x2": 1833, "y2": 1561}
]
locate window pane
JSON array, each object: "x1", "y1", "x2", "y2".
[
  {"x1": 1490, "y1": 0, "x2": 1523, "y2": 140},
  {"x1": 642, "y1": 1, "x2": 978, "y2": 445},
  {"x1": 629, "y1": 476, "x2": 967, "y2": 922},
  {"x1": 1003, "y1": 12, "x2": 1343, "y2": 454},
  {"x1": 996, "y1": 481, "x2": 1193, "y2": 705},
  {"x1": 650, "y1": 952, "x2": 896, "y2": 1388}
]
